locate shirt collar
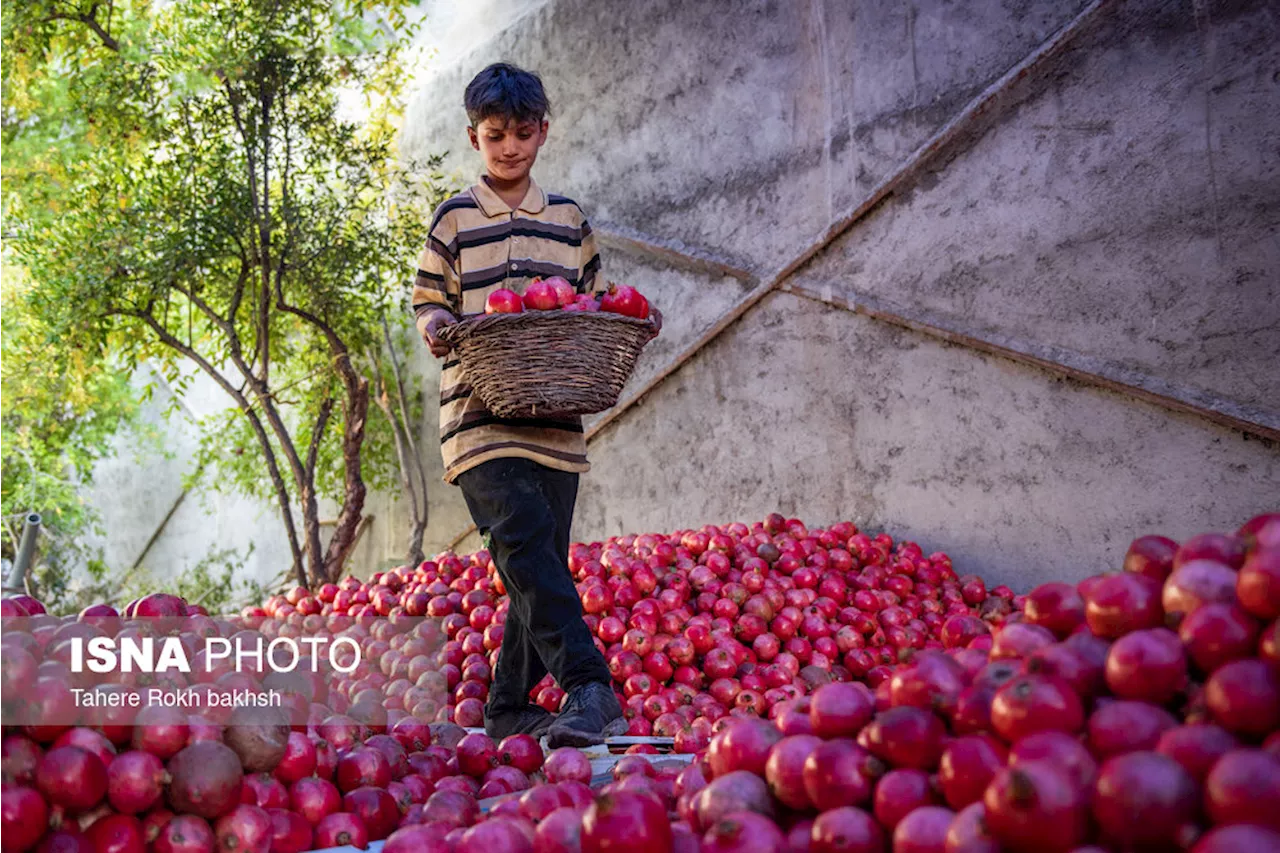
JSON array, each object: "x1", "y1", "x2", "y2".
[{"x1": 470, "y1": 174, "x2": 547, "y2": 217}]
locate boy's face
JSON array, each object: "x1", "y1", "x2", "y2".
[{"x1": 468, "y1": 116, "x2": 548, "y2": 184}]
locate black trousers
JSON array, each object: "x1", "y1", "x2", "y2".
[{"x1": 455, "y1": 457, "x2": 610, "y2": 716}]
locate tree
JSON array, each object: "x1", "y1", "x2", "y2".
[
  {"x1": 3, "y1": 0, "x2": 450, "y2": 586},
  {"x1": 0, "y1": 264, "x2": 140, "y2": 603},
  {"x1": 366, "y1": 310, "x2": 429, "y2": 567}
]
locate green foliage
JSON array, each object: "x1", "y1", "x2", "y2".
[
  {"x1": 3, "y1": 0, "x2": 453, "y2": 584},
  {"x1": 33, "y1": 542, "x2": 265, "y2": 617},
  {"x1": 0, "y1": 263, "x2": 148, "y2": 598}
]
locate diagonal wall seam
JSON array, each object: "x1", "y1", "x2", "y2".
[{"x1": 780, "y1": 282, "x2": 1280, "y2": 442}]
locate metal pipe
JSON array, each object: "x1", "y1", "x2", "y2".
[{"x1": 5, "y1": 513, "x2": 42, "y2": 595}]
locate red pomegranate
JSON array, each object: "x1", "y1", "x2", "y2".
[
  {"x1": 599, "y1": 283, "x2": 649, "y2": 319},
  {"x1": 1203, "y1": 749, "x2": 1280, "y2": 831},
  {"x1": 938, "y1": 735, "x2": 1007, "y2": 810},
  {"x1": 1191, "y1": 824, "x2": 1280, "y2": 853},
  {"x1": 862, "y1": 707, "x2": 947, "y2": 770},
  {"x1": 154, "y1": 815, "x2": 216, "y2": 853},
  {"x1": 983, "y1": 762, "x2": 1088, "y2": 853},
  {"x1": 802, "y1": 740, "x2": 881, "y2": 812},
  {"x1": 384, "y1": 823, "x2": 450, "y2": 853},
  {"x1": 872, "y1": 768, "x2": 938, "y2": 830},
  {"x1": 543, "y1": 276, "x2": 577, "y2": 308},
  {"x1": 313, "y1": 812, "x2": 369, "y2": 850},
  {"x1": 581, "y1": 791, "x2": 671, "y2": 853},
  {"x1": 763, "y1": 735, "x2": 821, "y2": 810},
  {"x1": 1086, "y1": 700, "x2": 1179, "y2": 759},
  {"x1": 486, "y1": 289, "x2": 524, "y2": 314},
  {"x1": 107, "y1": 750, "x2": 168, "y2": 814},
  {"x1": 807, "y1": 682, "x2": 873, "y2": 739},
  {"x1": 1155, "y1": 724, "x2": 1239, "y2": 783},
  {"x1": 36, "y1": 746, "x2": 107, "y2": 813},
  {"x1": 1123, "y1": 535, "x2": 1179, "y2": 581},
  {"x1": 166, "y1": 741, "x2": 244, "y2": 820},
  {"x1": 1204, "y1": 658, "x2": 1280, "y2": 737},
  {"x1": 522, "y1": 279, "x2": 559, "y2": 311},
  {"x1": 213, "y1": 805, "x2": 272, "y2": 853},
  {"x1": 1091, "y1": 751, "x2": 1198, "y2": 849},
  {"x1": 543, "y1": 749, "x2": 592, "y2": 785},
  {"x1": 84, "y1": 814, "x2": 146, "y2": 853},
  {"x1": 1237, "y1": 547, "x2": 1280, "y2": 620},
  {"x1": 808, "y1": 807, "x2": 884, "y2": 853},
  {"x1": 1022, "y1": 583, "x2": 1085, "y2": 638},
  {"x1": 1, "y1": 785, "x2": 49, "y2": 853},
  {"x1": 891, "y1": 806, "x2": 955, "y2": 853},
  {"x1": 693, "y1": 771, "x2": 775, "y2": 831},
  {"x1": 989, "y1": 676, "x2": 1084, "y2": 744},
  {"x1": 342, "y1": 786, "x2": 401, "y2": 840},
  {"x1": 707, "y1": 719, "x2": 782, "y2": 778},
  {"x1": 1178, "y1": 603, "x2": 1260, "y2": 674},
  {"x1": 1083, "y1": 574, "x2": 1163, "y2": 638},
  {"x1": 267, "y1": 809, "x2": 314, "y2": 853},
  {"x1": 944, "y1": 802, "x2": 1000, "y2": 853},
  {"x1": 1103, "y1": 628, "x2": 1187, "y2": 704},
  {"x1": 1007, "y1": 731, "x2": 1097, "y2": 792},
  {"x1": 1163, "y1": 559, "x2": 1238, "y2": 619},
  {"x1": 701, "y1": 812, "x2": 787, "y2": 853}
]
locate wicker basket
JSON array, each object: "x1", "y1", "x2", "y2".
[{"x1": 436, "y1": 311, "x2": 656, "y2": 418}]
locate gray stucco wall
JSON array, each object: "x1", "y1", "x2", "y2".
[
  {"x1": 82, "y1": 0, "x2": 1280, "y2": 595},
  {"x1": 400, "y1": 0, "x2": 1280, "y2": 591}
]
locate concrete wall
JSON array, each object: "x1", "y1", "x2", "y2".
[
  {"x1": 82, "y1": 0, "x2": 1280, "y2": 594},
  {"x1": 399, "y1": 0, "x2": 1280, "y2": 591},
  {"x1": 80, "y1": 365, "x2": 298, "y2": 591}
]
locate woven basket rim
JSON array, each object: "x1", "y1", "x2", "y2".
[
  {"x1": 436, "y1": 310, "x2": 654, "y2": 345},
  {"x1": 434, "y1": 309, "x2": 655, "y2": 418}
]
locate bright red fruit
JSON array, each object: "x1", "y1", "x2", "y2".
[
  {"x1": 543, "y1": 276, "x2": 577, "y2": 307},
  {"x1": 1092, "y1": 752, "x2": 1199, "y2": 850},
  {"x1": 486, "y1": 289, "x2": 524, "y2": 314},
  {"x1": 983, "y1": 762, "x2": 1088, "y2": 853},
  {"x1": 581, "y1": 791, "x2": 671, "y2": 853},
  {"x1": 599, "y1": 283, "x2": 650, "y2": 319},
  {"x1": 522, "y1": 279, "x2": 560, "y2": 311}
]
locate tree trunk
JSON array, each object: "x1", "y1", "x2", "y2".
[
  {"x1": 319, "y1": 371, "x2": 369, "y2": 583},
  {"x1": 370, "y1": 317, "x2": 429, "y2": 569}
]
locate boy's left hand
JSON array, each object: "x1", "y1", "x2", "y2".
[{"x1": 648, "y1": 306, "x2": 663, "y2": 337}]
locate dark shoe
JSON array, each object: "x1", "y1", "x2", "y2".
[
  {"x1": 484, "y1": 704, "x2": 555, "y2": 739},
  {"x1": 547, "y1": 682, "x2": 625, "y2": 748}
]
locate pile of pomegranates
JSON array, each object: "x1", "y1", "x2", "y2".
[
  {"x1": 2, "y1": 509, "x2": 1276, "y2": 853},
  {"x1": 484, "y1": 278, "x2": 650, "y2": 318},
  {"x1": 657, "y1": 510, "x2": 1280, "y2": 853}
]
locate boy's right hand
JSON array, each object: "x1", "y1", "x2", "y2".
[{"x1": 419, "y1": 309, "x2": 457, "y2": 358}]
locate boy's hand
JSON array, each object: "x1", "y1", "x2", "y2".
[
  {"x1": 648, "y1": 306, "x2": 663, "y2": 337},
  {"x1": 419, "y1": 309, "x2": 457, "y2": 358}
]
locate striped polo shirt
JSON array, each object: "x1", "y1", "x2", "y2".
[{"x1": 411, "y1": 175, "x2": 605, "y2": 484}]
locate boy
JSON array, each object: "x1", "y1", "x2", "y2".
[{"x1": 411, "y1": 63, "x2": 659, "y2": 747}]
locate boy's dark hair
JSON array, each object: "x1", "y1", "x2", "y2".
[{"x1": 464, "y1": 62, "x2": 551, "y2": 128}]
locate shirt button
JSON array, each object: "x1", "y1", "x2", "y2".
[{"x1": 510, "y1": 263, "x2": 518, "y2": 271}]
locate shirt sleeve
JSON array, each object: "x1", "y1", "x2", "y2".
[
  {"x1": 577, "y1": 213, "x2": 605, "y2": 299},
  {"x1": 411, "y1": 210, "x2": 461, "y2": 320}
]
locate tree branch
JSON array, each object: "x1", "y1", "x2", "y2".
[
  {"x1": 257, "y1": 59, "x2": 273, "y2": 386},
  {"x1": 46, "y1": 3, "x2": 119, "y2": 52},
  {"x1": 226, "y1": 256, "x2": 253, "y2": 331},
  {"x1": 304, "y1": 396, "x2": 334, "y2": 485},
  {"x1": 274, "y1": 82, "x2": 295, "y2": 322},
  {"x1": 368, "y1": 348, "x2": 418, "y2": 524},
  {"x1": 220, "y1": 76, "x2": 268, "y2": 376},
  {"x1": 381, "y1": 312, "x2": 428, "y2": 528},
  {"x1": 114, "y1": 306, "x2": 306, "y2": 586},
  {"x1": 273, "y1": 292, "x2": 369, "y2": 582}
]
